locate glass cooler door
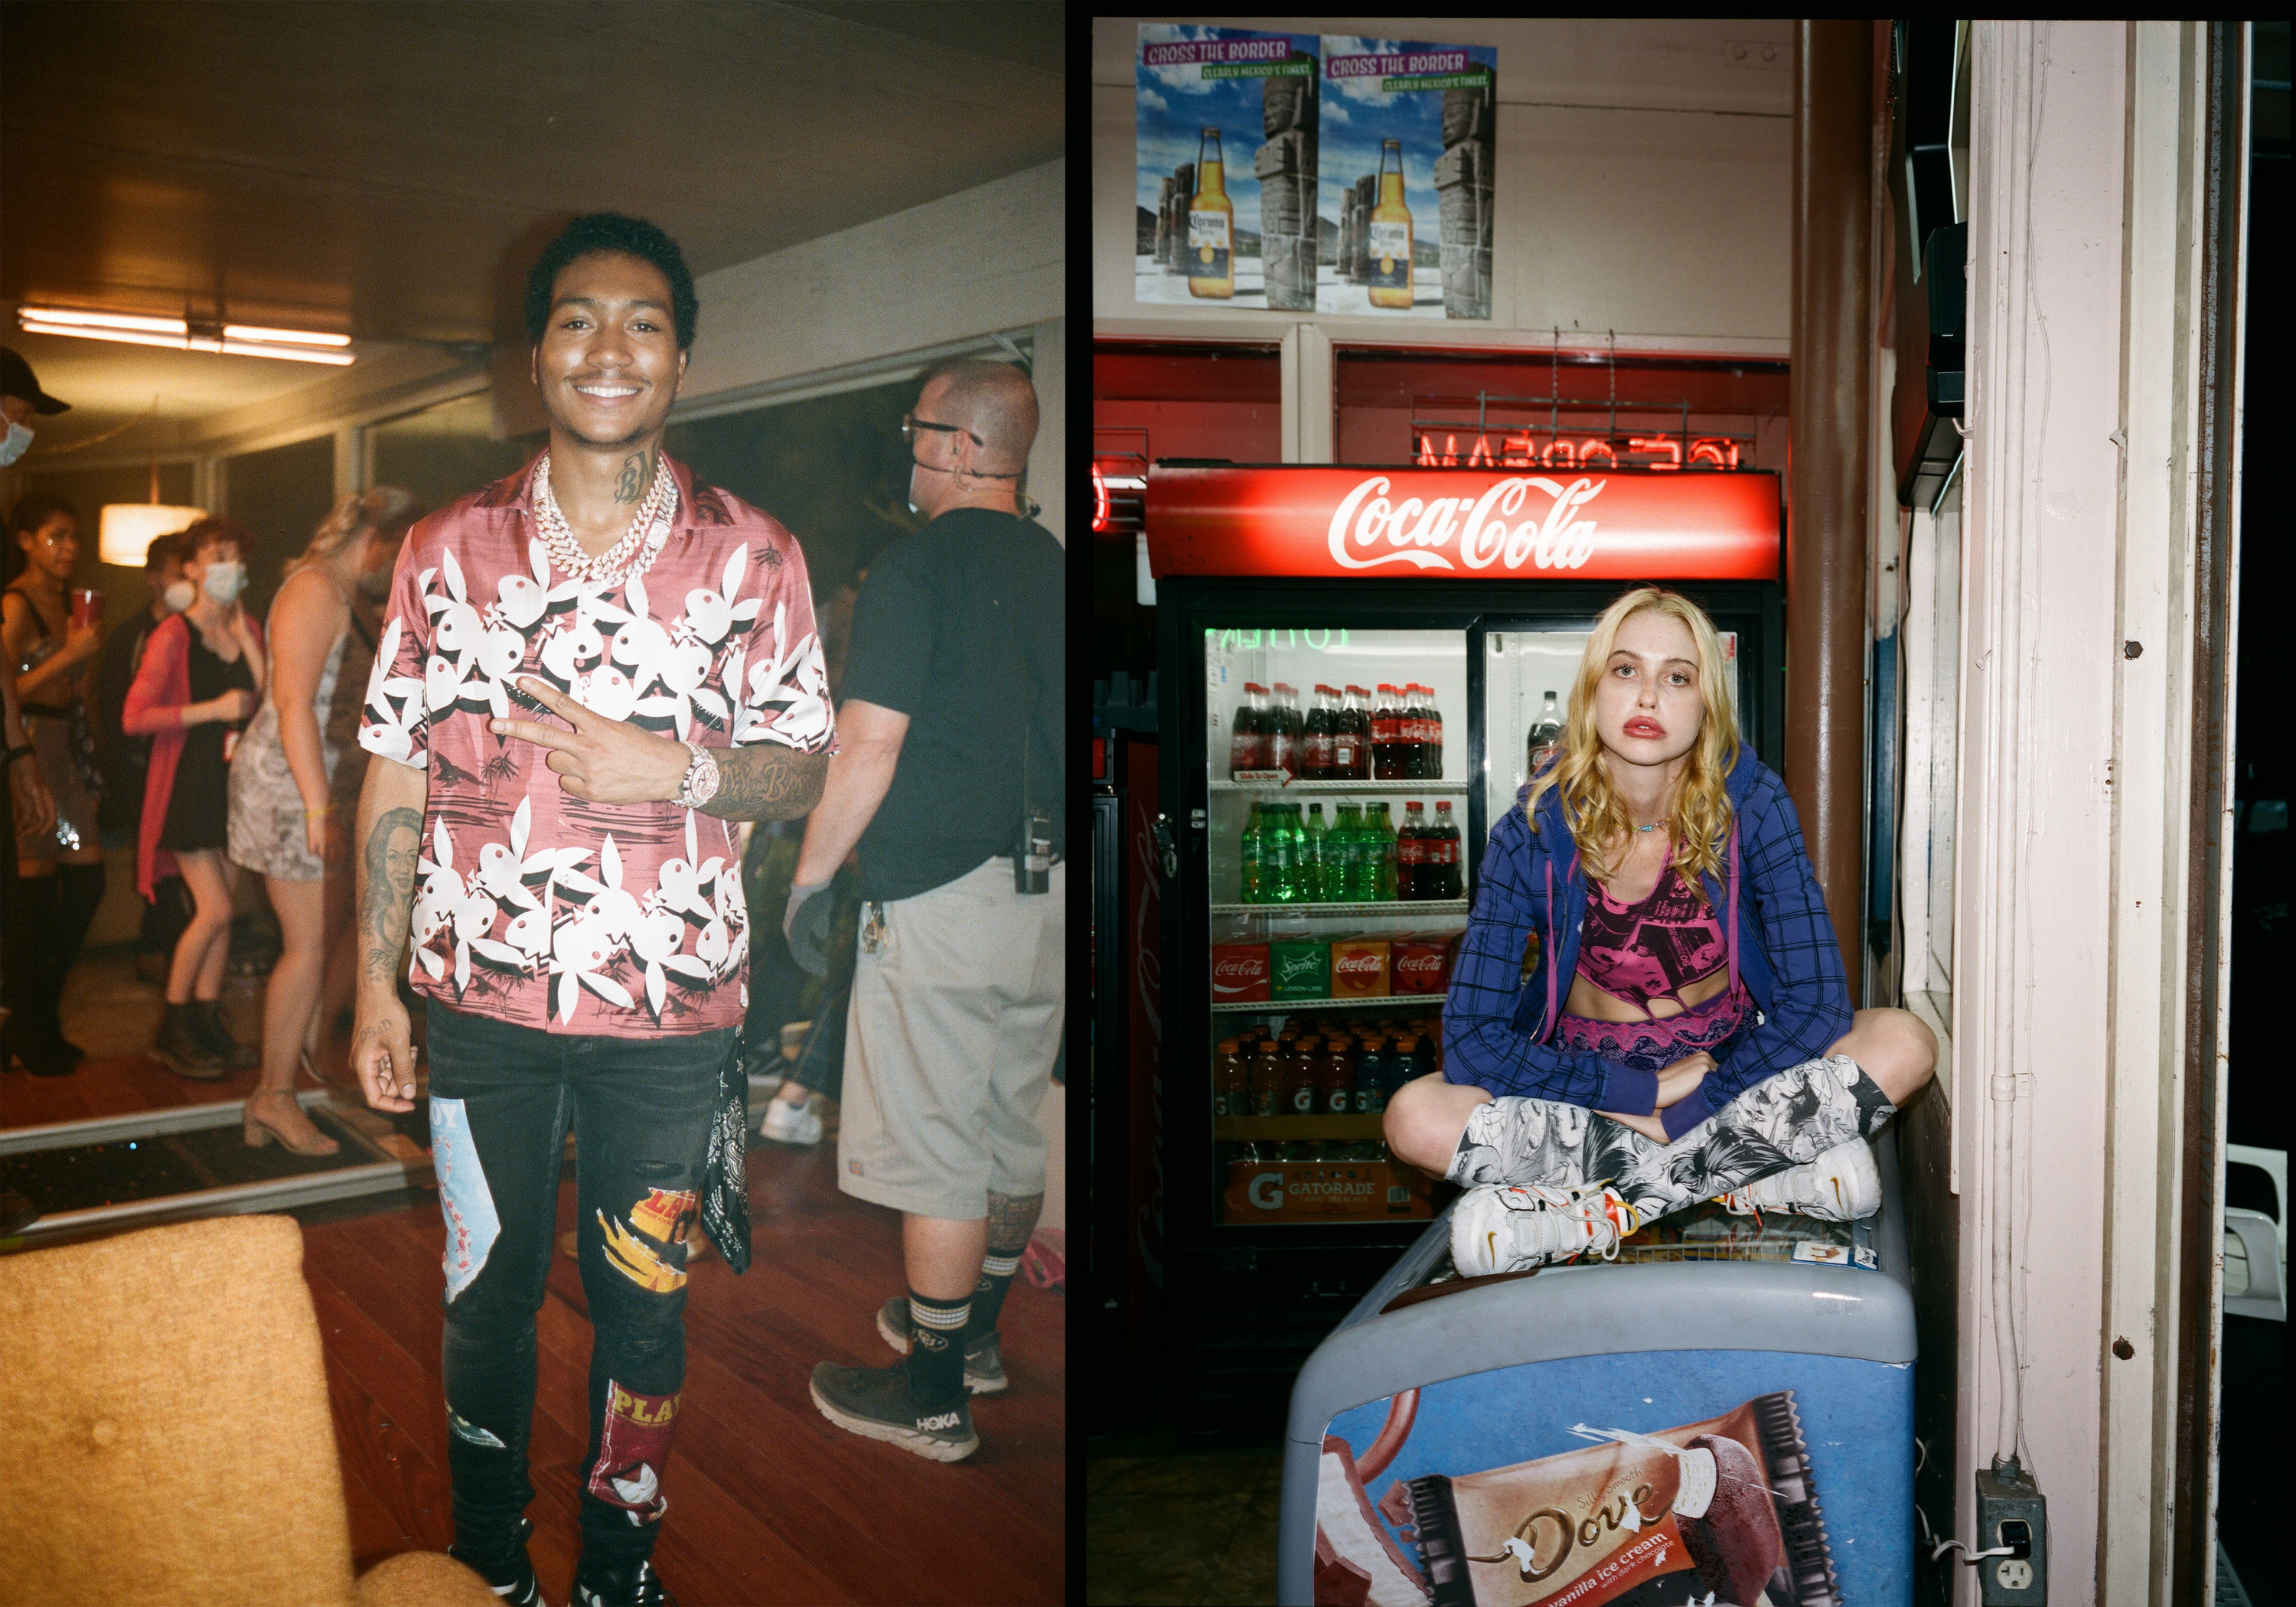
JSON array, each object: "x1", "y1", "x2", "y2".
[{"x1": 1199, "y1": 625, "x2": 1469, "y2": 1230}]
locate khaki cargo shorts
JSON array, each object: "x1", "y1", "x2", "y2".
[{"x1": 837, "y1": 857, "x2": 1065, "y2": 1219}]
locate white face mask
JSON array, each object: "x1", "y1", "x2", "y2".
[
  {"x1": 200, "y1": 560, "x2": 246, "y2": 607},
  {"x1": 0, "y1": 422, "x2": 31, "y2": 468},
  {"x1": 161, "y1": 579, "x2": 197, "y2": 613}
]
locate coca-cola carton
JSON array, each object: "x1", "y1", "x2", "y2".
[
  {"x1": 1211, "y1": 943, "x2": 1270, "y2": 1003},
  {"x1": 1268, "y1": 937, "x2": 1329, "y2": 1001},
  {"x1": 1390, "y1": 930, "x2": 1465, "y2": 995},
  {"x1": 1328, "y1": 935, "x2": 1391, "y2": 998}
]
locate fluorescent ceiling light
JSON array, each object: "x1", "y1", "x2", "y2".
[
  {"x1": 18, "y1": 319, "x2": 355, "y2": 366},
  {"x1": 15, "y1": 307, "x2": 186, "y2": 334}
]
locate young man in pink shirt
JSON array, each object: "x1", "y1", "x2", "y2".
[{"x1": 351, "y1": 214, "x2": 831, "y2": 1607}]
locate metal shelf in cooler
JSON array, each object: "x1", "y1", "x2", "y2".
[
  {"x1": 1210, "y1": 995, "x2": 1446, "y2": 1012},
  {"x1": 1209, "y1": 900, "x2": 1468, "y2": 917},
  {"x1": 1209, "y1": 779, "x2": 1469, "y2": 794}
]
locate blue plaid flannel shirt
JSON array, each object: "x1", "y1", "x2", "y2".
[{"x1": 1440, "y1": 748, "x2": 1852, "y2": 1141}]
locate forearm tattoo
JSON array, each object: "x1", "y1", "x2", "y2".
[
  {"x1": 701, "y1": 745, "x2": 828, "y2": 822},
  {"x1": 358, "y1": 806, "x2": 423, "y2": 986},
  {"x1": 986, "y1": 1191, "x2": 1045, "y2": 1257}
]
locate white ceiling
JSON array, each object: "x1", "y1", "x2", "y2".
[{"x1": 1, "y1": 0, "x2": 1062, "y2": 448}]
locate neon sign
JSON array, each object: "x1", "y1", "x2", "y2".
[
  {"x1": 1093, "y1": 461, "x2": 1110, "y2": 532},
  {"x1": 1413, "y1": 432, "x2": 1742, "y2": 471}
]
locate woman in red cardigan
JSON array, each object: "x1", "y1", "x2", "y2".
[{"x1": 122, "y1": 517, "x2": 267, "y2": 1076}]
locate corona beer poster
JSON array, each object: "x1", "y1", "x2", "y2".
[
  {"x1": 1316, "y1": 35, "x2": 1497, "y2": 320},
  {"x1": 1135, "y1": 24, "x2": 1323, "y2": 310}
]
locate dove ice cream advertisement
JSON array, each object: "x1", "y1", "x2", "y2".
[
  {"x1": 1313, "y1": 1354, "x2": 1910, "y2": 1607},
  {"x1": 1135, "y1": 24, "x2": 1323, "y2": 310},
  {"x1": 1315, "y1": 35, "x2": 1496, "y2": 320}
]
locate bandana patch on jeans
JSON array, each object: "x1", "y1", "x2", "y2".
[{"x1": 430, "y1": 1097, "x2": 501, "y2": 1303}]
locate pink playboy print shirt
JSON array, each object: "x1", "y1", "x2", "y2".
[{"x1": 357, "y1": 451, "x2": 833, "y2": 1037}]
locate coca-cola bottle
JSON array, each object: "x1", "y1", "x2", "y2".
[
  {"x1": 1396, "y1": 800, "x2": 1428, "y2": 900},
  {"x1": 1406, "y1": 684, "x2": 1431, "y2": 778},
  {"x1": 1371, "y1": 684, "x2": 1402, "y2": 779},
  {"x1": 1268, "y1": 683, "x2": 1303, "y2": 777},
  {"x1": 1433, "y1": 800, "x2": 1462, "y2": 899},
  {"x1": 1337, "y1": 685, "x2": 1371, "y2": 778},
  {"x1": 1421, "y1": 683, "x2": 1444, "y2": 779},
  {"x1": 1526, "y1": 689, "x2": 1564, "y2": 779},
  {"x1": 1230, "y1": 683, "x2": 1269, "y2": 776},
  {"x1": 1303, "y1": 684, "x2": 1339, "y2": 781}
]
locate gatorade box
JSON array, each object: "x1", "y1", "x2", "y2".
[
  {"x1": 1269, "y1": 937, "x2": 1330, "y2": 1001},
  {"x1": 1329, "y1": 935, "x2": 1391, "y2": 998},
  {"x1": 1391, "y1": 930, "x2": 1465, "y2": 995},
  {"x1": 1211, "y1": 943, "x2": 1270, "y2": 1003},
  {"x1": 1221, "y1": 1158, "x2": 1434, "y2": 1223}
]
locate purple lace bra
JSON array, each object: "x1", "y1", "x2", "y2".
[{"x1": 1557, "y1": 839, "x2": 1744, "y2": 1074}]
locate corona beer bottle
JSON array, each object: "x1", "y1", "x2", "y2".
[
  {"x1": 1368, "y1": 139, "x2": 1414, "y2": 310},
  {"x1": 1188, "y1": 127, "x2": 1235, "y2": 299}
]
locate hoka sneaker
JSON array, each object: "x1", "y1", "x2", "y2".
[
  {"x1": 570, "y1": 1557, "x2": 676, "y2": 1607},
  {"x1": 1449, "y1": 1182, "x2": 1642, "y2": 1276},
  {"x1": 448, "y1": 1516, "x2": 548, "y2": 1606},
  {"x1": 809, "y1": 1359, "x2": 979, "y2": 1462},
  {"x1": 874, "y1": 1295, "x2": 1007, "y2": 1393},
  {"x1": 1717, "y1": 1137, "x2": 1881, "y2": 1223}
]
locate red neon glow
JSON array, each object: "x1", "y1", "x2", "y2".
[
  {"x1": 1412, "y1": 433, "x2": 1738, "y2": 471},
  {"x1": 1146, "y1": 464, "x2": 1779, "y2": 582},
  {"x1": 1092, "y1": 461, "x2": 1110, "y2": 533}
]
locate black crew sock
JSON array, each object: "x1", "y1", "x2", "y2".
[
  {"x1": 964, "y1": 1250, "x2": 1022, "y2": 1339},
  {"x1": 905, "y1": 1289, "x2": 970, "y2": 1405}
]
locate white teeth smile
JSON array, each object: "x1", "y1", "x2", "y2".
[{"x1": 576, "y1": 385, "x2": 638, "y2": 397}]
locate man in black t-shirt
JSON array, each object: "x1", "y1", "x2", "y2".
[{"x1": 784, "y1": 359, "x2": 1062, "y2": 1462}]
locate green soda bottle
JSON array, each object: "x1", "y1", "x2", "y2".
[
  {"x1": 1302, "y1": 803, "x2": 1329, "y2": 902},
  {"x1": 1371, "y1": 801, "x2": 1398, "y2": 901},
  {"x1": 1264, "y1": 800, "x2": 1300, "y2": 902},
  {"x1": 1332, "y1": 801, "x2": 1365, "y2": 902},
  {"x1": 1239, "y1": 800, "x2": 1264, "y2": 904}
]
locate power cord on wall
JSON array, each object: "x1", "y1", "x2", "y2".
[{"x1": 1914, "y1": 1440, "x2": 2017, "y2": 1565}]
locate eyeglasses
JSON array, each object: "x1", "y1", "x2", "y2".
[{"x1": 902, "y1": 413, "x2": 982, "y2": 448}]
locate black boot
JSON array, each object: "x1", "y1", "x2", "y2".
[
  {"x1": 448, "y1": 1515, "x2": 543, "y2": 1607},
  {"x1": 189, "y1": 999, "x2": 259, "y2": 1071},
  {"x1": 155, "y1": 1001, "x2": 230, "y2": 1080},
  {"x1": 44, "y1": 861, "x2": 106, "y2": 1063},
  {"x1": 571, "y1": 1556, "x2": 678, "y2": 1607},
  {"x1": 2, "y1": 873, "x2": 67, "y2": 1073}
]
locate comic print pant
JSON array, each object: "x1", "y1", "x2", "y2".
[
  {"x1": 1446, "y1": 1054, "x2": 1898, "y2": 1221},
  {"x1": 425, "y1": 1003, "x2": 731, "y2": 1573}
]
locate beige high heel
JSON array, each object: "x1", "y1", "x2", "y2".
[{"x1": 243, "y1": 1090, "x2": 341, "y2": 1158}]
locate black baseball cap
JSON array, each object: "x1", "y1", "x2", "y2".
[{"x1": 0, "y1": 347, "x2": 70, "y2": 414}]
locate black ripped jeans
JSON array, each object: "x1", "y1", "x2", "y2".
[{"x1": 424, "y1": 1004, "x2": 731, "y2": 1571}]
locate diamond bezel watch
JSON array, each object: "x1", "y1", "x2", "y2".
[{"x1": 674, "y1": 738, "x2": 720, "y2": 810}]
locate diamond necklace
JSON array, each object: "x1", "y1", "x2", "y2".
[{"x1": 532, "y1": 451, "x2": 677, "y2": 586}]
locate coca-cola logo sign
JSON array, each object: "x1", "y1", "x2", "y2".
[
  {"x1": 1397, "y1": 952, "x2": 1442, "y2": 976},
  {"x1": 1145, "y1": 465, "x2": 1780, "y2": 583},
  {"x1": 1328, "y1": 474, "x2": 1606, "y2": 574},
  {"x1": 1213, "y1": 956, "x2": 1265, "y2": 980},
  {"x1": 1333, "y1": 950, "x2": 1382, "y2": 976}
]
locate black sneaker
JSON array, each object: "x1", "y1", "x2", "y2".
[
  {"x1": 874, "y1": 1296, "x2": 1006, "y2": 1393},
  {"x1": 809, "y1": 1358, "x2": 978, "y2": 1462},
  {"x1": 570, "y1": 1557, "x2": 677, "y2": 1607},
  {"x1": 155, "y1": 1002, "x2": 230, "y2": 1080},
  {"x1": 190, "y1": 999, "x2": 259, "y2": 1071},
  {"x1": 448, "y1": 1516, "x2": 546, "y2": 1606}
]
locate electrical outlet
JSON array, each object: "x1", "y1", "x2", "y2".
[{"x1": 1975, "y1": 1460, "x2": 2048, "y2": 1605}]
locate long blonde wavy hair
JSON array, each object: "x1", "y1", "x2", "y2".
[
  {"x1": 284, "y1": 485, "x2": 416, "y2": 579},
  {"x1": 1523, "y1": 587, "x2": 1741, "y2": 887}
]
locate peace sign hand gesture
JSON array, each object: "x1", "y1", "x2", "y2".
[{"x1": 488, "y1": 675, "x2": 689, "y2": 804}]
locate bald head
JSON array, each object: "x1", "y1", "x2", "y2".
[{"x1": 919, "y1": 360, "x2": 1038, "y2": 474}]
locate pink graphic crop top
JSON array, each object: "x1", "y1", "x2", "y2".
[{"x1": 1577, "y1": 839, "x2": 1730, "y2": 1015}]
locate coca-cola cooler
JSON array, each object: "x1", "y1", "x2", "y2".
[{"x1": 1146, "y1": 461, "x2": 1784, "y2": 1426}]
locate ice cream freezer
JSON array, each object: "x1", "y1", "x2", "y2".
[{"x1": 1276, "y1": 1129, "x2": 1915, "y2": 1607}]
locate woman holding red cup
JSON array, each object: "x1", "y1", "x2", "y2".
[{"x1": 1, "y1": 492, "x2": 106, "y2": 1075}]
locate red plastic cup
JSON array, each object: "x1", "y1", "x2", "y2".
[{"x1": 70, "y1": 588, "x2": 103, "y2": 627}]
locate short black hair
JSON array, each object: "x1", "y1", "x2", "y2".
[{"x1": 524, "y1": 213, "x2": 700, "y2": 350}]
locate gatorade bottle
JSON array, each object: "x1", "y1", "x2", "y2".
[
  {"x1": 1213, "y1": 1039, "x2": 1246, "y2": 1117},
  {"x1": 1250, "y1": 1041, "x2": 1282, "y2": 1116},
  {"x1": 1396, "y1": 801, "x2": 1427, "y2": 901},
  {"x1": 1371, "y1": 684, "x2": 1401, "y2": 778},
  {"x1": 1370, "y1": 801, "x2": 1398, "y2": 901},
  {"x1": 1354, "y1": 1036, "x2": 1388, "y2": 1113},
  {"x1": 1268, "y1": 683, "x2": 1303, "y2": 777},
  {"x1": 1303, "y1": 685, "x2": 1339, "y2": 781},
  {"x1": 1319, "y1": 1036, "x2": 1355, "y2": 1114},
  {"x1": 1230, "y1": 683, "x2": 1269, "y2": 776},
  {"x1": 1397, "y1": 1034, "x2": 1433, "y2": 1087},
  {"x1": 1287, "y1": 1037, "x2": 1321, "y2": 1117},
  {"x1": 1239, "y1": 800, "x2": 1264, "y2": 904},
  {"x1": 1302, "y1": 802, "x2": 1330, "y2": 902}
]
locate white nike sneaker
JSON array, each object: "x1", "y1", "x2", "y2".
[
  {"x1": 1717, "y1": 1137, "x2": 1881, "y2": 1223},
  {"x1": 1449, "y1": 1182, "x2": 1643, "y2": 1276},
  {"x1": 759, "y1": 1094, "x2": 823, "y2": 1146}
]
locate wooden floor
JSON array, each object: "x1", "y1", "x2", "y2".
[{"x1": 7, "y1": 952, "x2": 1067, "y2": 1606}]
